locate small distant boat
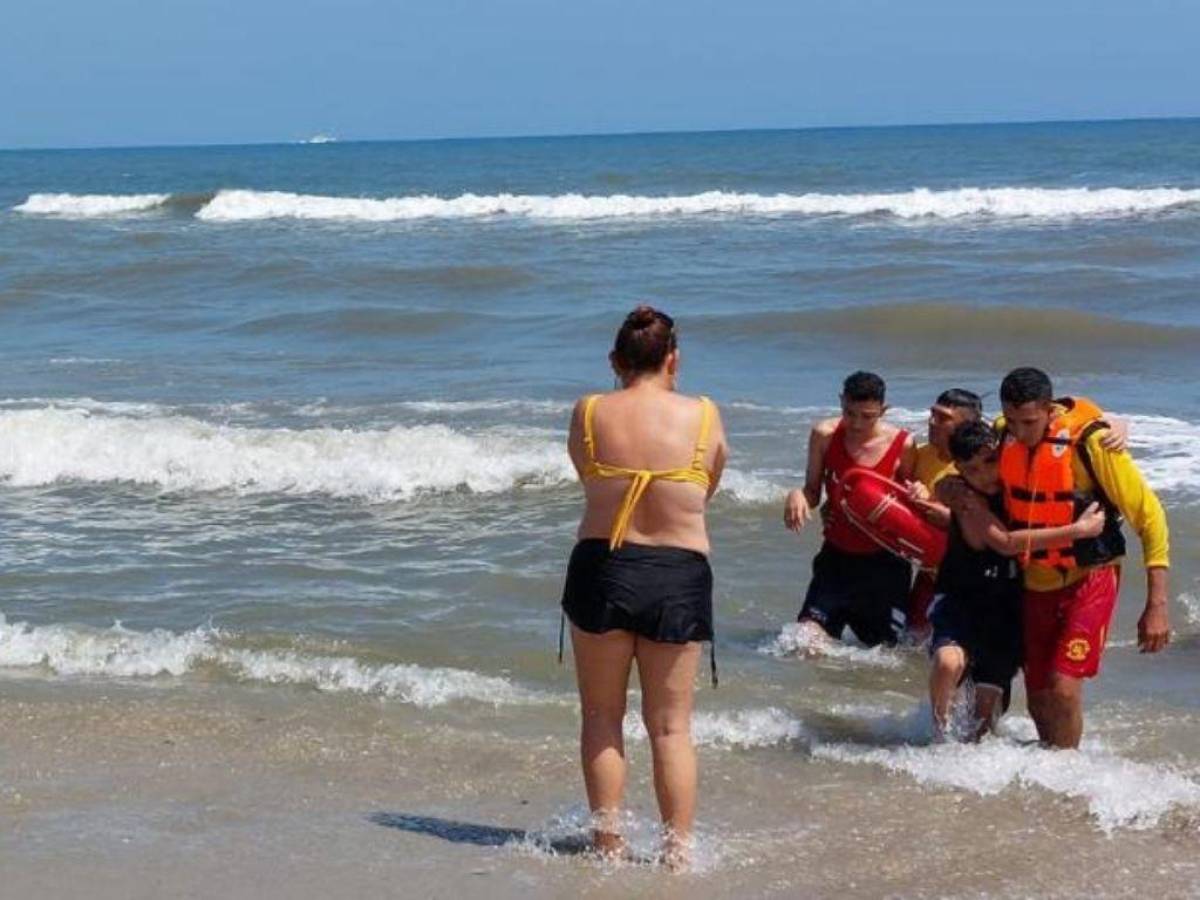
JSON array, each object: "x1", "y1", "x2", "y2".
[{"x1": 303, "y1": 133, "x2": 337, "y2": 144}]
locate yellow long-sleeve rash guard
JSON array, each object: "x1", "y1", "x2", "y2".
[{"x1": 1024, "y1": 429, "x2": 1170, "y2": 592}]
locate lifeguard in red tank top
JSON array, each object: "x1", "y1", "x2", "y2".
[{"x1": 822, "y1": 420, "x2": 910, "y2": 554}]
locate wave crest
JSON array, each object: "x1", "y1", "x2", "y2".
[
  {"x1": 16, "y1": 186, "x2": 1200, "y2": 222},
  {"x1": 15, "y1": 193, "x2": 172, "y2": 217},
  {"x1": 0, "y1": 405, "x2": 574, "y2": 499},
  {"x1": 0, "y1": 615, "x2": 546, "y2": 707}
]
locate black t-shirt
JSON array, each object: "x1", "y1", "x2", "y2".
[{"x1": 934, "y1": 492, "x2": 1021, "y2": 602}]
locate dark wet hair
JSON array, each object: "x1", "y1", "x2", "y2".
[
  {"x1": 935, "y1": 388, "x2": 983, "y2": 421},
  {"x1": 949, "y1": 419, "x2": 1000, "y2": 463},
  {"x1": 612, "y1": 305, "x2": 677, "y2": 374},
  {"x1": 1000, "y1": 367, "x2": 1053, "y2": 406},
  {"x1": 842, "y1": 371, "x2": 886, "y2": 404}
]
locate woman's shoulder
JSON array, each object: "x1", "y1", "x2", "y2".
[{"x1": 673, "y1": 391, "x2": 719, "y2": 411}]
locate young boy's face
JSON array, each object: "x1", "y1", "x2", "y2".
[
  {"x1": 958, "y1": 445, "x2": 1001, "y2": 495},
  {"x1": 840, "y1": 397, "x2": 886, "y2": 440}
]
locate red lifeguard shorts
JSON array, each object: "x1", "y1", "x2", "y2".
[{"x1": 1023, "y1": 565, "x2": 1120, "y2": 693}]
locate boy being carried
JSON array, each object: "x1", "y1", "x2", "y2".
[{"x1": 929, "y1": 420, "x2": 1105, "y2": 739}]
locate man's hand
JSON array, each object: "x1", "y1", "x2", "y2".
[
  {"x1": 905, "y1": 480, "x2": 931, "y2": 504},
  {"x1": 1070, "y1": 502, "x2": 1106, "y2": 540},
  {"x1": 1138, "y1": 568, "x2": 1171, "y2": 653},
  {"x1": 784, "y1": 489, "x2": 812, "y2": 532},
  {"x1": 1138, "y1": 603, "x2": 1170, "y2": 653},
  {"x1": 1100, "y1": 416, "x2": 1129, "y2": 453}
]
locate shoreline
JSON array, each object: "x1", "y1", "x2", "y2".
[{"x1": 4, "y1": 677, "x2": 1200, "y2": 899}]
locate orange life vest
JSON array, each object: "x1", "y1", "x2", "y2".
[{"x1": 998, "y1": 396, "x2": 1125, "y2": 571}]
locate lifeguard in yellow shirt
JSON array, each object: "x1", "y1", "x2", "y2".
[
  {"x1": 906, "y1": 389, "x2": 985, "y2": 636},
  {"x1": 997, "y1": 367, "x2": 1170, "y2": 749}
]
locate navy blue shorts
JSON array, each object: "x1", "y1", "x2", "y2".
[{"x1": 930, "y1": 590, "x2": 1022, "y2": 705}]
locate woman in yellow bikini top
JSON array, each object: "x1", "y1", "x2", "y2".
[{"x1": 560, "y1": 304, "x2": 726, "y2": 870}]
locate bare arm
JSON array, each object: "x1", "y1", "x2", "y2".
[
  {"x1": 894, "y1": 433, "x2": 918, "y2": 483},
  {"x1": 802, "y1": 425, "x2": 827, "y2": 508},
  {"x1": 566, "y1": 398, "x2": 588, "y2": 480},
  {"x1": 784, "y1": 423, "x2": 830, "y2": 531},
  {"x1": 955, "y1": 495, "x2": 1105, "y2": 556},
  {"x1": 705, "y1": 405, "x2": 729, "y2": 499},
  {"x1": 906, "y1": 479, "x2": 951, "y2": 530}
]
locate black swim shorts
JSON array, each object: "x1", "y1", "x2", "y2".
[
  {"x1": 561, "y1": 539, "x2": 714, "y2": 644},
  {"x1": 799, "y1": 542, "x2": 913, "y2": 647},
  {"x1": 930, "y1": 590, "x2": 1022, "y2": 707}
]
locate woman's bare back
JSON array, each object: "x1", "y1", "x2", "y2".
[{"x1": 570, "y1": 387, "x2": 726, "y2": 554}]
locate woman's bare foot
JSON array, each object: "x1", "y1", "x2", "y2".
[
  {"x1": 661, "y1": 829, "x2": 692, "y2": 873},
  {"x1": 592, "y1": 829, "x2": 626, "y2": 860}
]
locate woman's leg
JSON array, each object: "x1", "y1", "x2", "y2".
[
  {"x1": 570, "y1": 624, "x2": 636, "y2": 853},
  {"x1": 635, "y1": 636, "x2": 702, "y2": 867}
]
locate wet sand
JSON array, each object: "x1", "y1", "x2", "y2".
[{"x1": 4, "y1": 677, "x2": 1200, "y2": 899}]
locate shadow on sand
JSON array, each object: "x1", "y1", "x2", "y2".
[{"x1": 368, "y1": 813, "x2": 591, "y2": 855}]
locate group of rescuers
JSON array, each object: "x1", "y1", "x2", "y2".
[{"x1": 559, "y1": 304, "x2": 1170, "y2": 866}]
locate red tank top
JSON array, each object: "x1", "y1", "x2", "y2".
[{"x1": 822, "y1": 421, "x2": 909, "y2": 554}]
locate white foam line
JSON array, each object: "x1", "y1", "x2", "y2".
[
  {"x1": 20, "y1": 186, "x2": 1200, "y2": 222},
  {"x1": 0, "y1": 406, "x2": 574, "y2": 499},
  {"x1": 623, "y1": 707, "x2": 808, "y2": 749},
  {"x1": 190, "y1": 186, "x2": 1200, "y2": 222},
  {"x1": 14, "y1": 193, "x2": 171, "y2": 217},
  {"x1": 758, "y1": 623, "x2": 907, "y2": 670},
  {"x1": 812, "y1": 738, "x2": 1200, "y2": 832},
  {"x1": 0, "y1": 402, "x2": 784, "y2": 505},
  {"x1": 0, "y1": 615, "x2": 549, "y2": 708}
]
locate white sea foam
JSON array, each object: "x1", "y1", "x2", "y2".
[
  {"x1": 0, "y1": 615, "x2": 545, "y2": 707},
  {"x1": 758, "y1": 622, "x2": 907, "y2": 670},
  {"x1": 714, "y1": 469, "x2": 785, "y2": 505},
  {"x1": 1178, "y1": 591, "x2": 1200, "y2": 628},
  {"x1": 16, "y1": 186, "x2": 1200, "y2": 222},
  {"x1": 14, "y1": 193, "x2": 171, "y2": 217},
  {"x1": 812, "y1": 738, "x2": 1200, "y2": 832},
  {"x1": 396, "y1": 399, "x2": 573, "y2": 416},
  {"x1": 0, "y1": 406, "x2": 574, "y2": 499},
  {"x1": 34, "y1": 185, "x2": 1162, "y2": 223},
  {"x1": 623, "y1": 707, "x2": 808, "y2": 749},
  {"x1": 0, "y1": 616, "x2": 211, "y2": 677},
  {"x1": 0, "y1": 402, "x2": 784, "y2": 505},
  {"x1": 1123, "y1": 414, "x2": 1200, "y2": 496}
]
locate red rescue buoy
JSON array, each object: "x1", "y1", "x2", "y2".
[{"x1": 838, "y1": 467, "x2": 947, "y2": 568}]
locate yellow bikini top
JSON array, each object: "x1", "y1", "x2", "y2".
[{"x1": 581, "y1": 393, "x2": 715, "y2": 550}]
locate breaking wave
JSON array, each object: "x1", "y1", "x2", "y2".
[
  {"x1": 0, "y1": 400, "x2": 785, "y2": 504},
  {"x1": 15, "y1": 186, "x2": 1200, "y2": 222},
  {"x1": 14, "y1": 193, "x2": 172, "y2": 217},
  {"x1": 0, "y1": 405, "x2": 574, "y2": 499},
  {"x1": 0, "y1": 615, "x2": 547, "y2": 707}
]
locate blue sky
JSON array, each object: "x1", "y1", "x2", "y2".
[{"x1": 2, "y1": 0, "x2": 1197, "y2": 148}]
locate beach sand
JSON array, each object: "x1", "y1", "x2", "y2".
[{"x1": 4, "y1": 677, "x2": 1200, "y2": 899}]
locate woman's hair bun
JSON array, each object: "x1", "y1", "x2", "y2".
[
  {"x1": 627, "y1": 305, "x2": 659, "y2": 329},
  {"x1": 612, "y1": 304, "x2": 676, "y2": 374}
]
